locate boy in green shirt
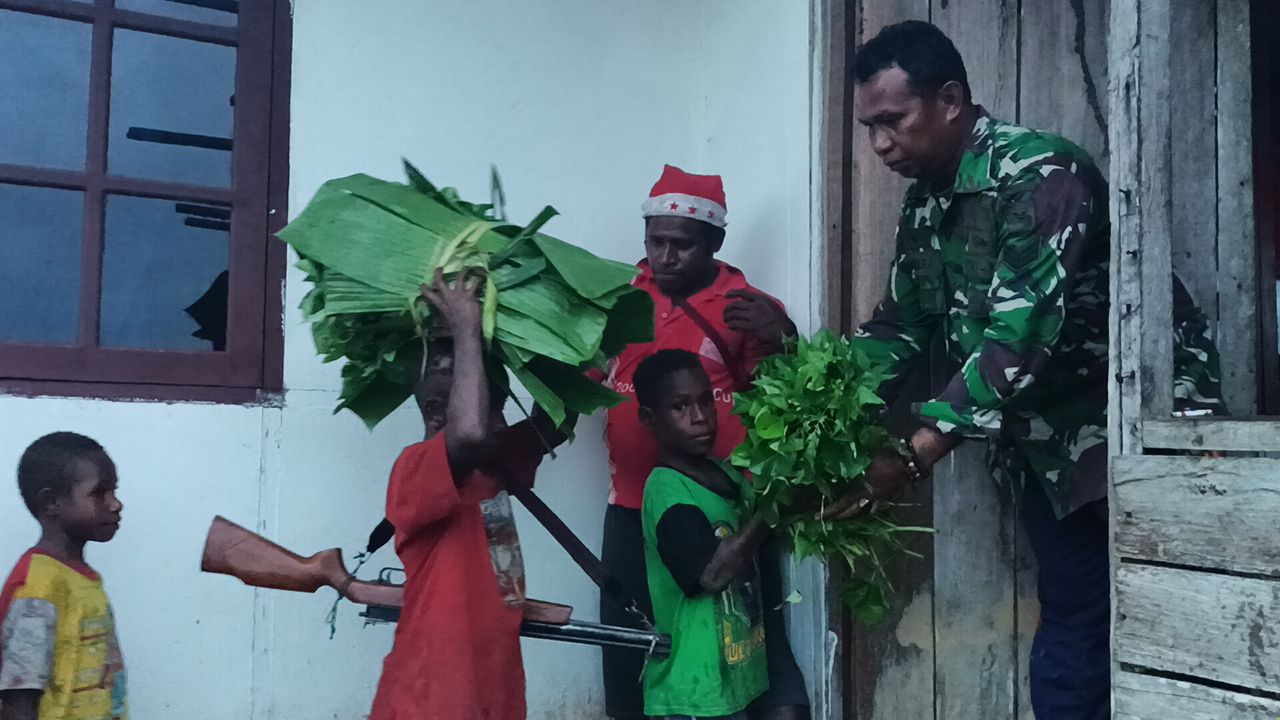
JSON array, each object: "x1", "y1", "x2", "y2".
[{"x1": 636, "y1": 349, "x2": 771, "y2": 719}]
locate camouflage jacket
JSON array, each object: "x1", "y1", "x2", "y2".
[{"x1": 852, "y1": 112, "x2": 1224, "y2": 518}]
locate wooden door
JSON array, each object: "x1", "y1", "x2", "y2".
[{"x1": 1108, "y1": 1, "x2": 1280, "y2": 716}]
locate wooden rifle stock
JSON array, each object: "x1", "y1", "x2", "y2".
[{"x1": 200, "y1": 516, "x2": 571, "y2": 624}]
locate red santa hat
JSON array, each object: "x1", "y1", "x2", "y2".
[{"x1": 640, "y1": 164, "x2": 728, "y2": 228}]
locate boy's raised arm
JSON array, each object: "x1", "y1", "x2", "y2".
[{"x1": 420, "y1": 269, "x2": 489, "y2": 478}]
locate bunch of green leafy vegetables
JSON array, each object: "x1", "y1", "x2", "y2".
[
  {"x1": 731, "y1": 330, "x2": 931, "y2": 624},
  {"x1": 279, "y1": 161, "x2": 654, "y2": 429}
]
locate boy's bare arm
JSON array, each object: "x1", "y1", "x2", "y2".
[
  {"x1": 421, "y1": 269, "x2": 489, "y2": 477},
  {"x1": 698, "y1": 514, "x2": 771, "y2": 593},
  {"x1": 0, "y1": 690, "x2": 41, "y2": 720}
]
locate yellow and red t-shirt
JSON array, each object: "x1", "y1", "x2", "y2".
[{"x1": 0, "y1": 549, "x2": 126, "y2": 720}]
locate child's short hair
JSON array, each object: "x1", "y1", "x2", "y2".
[
  {"x1": 634, "y1": 349, "x2": 706, "y2": 409},
  {"x1": 17, "y1": 432, "x2": 105, "y2": 517}
]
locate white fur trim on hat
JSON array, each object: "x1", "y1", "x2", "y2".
[{"x1": 641, "y1": 193, "x2": 728, "y2": 228}]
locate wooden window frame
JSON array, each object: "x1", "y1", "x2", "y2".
[{"x1": 0, "y1": 0, "x2": 289, "y2": 404}]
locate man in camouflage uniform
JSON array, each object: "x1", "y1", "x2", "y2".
[{"x1": 825, "y1": 21, "x2": 1224, "y2": 719}]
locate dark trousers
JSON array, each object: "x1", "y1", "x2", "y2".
[
  {"x1": 1023, "y1": 478, "x2": 1111, "y2": 720},
  {"x1": 600, "y1": 505, "x2": 811, "y2": 720}
]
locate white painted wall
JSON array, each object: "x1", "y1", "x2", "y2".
[{"x1": 0, "y1": 1, "x2": 818, "y2": 717}]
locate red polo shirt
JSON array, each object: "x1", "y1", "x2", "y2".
[{"x1": 603, "y1": 260, "x2": 784, "y2": 509}]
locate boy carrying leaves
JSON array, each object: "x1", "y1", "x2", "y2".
[{"x1": 369, "y1": 269, "x2": 571, "y2": 720}]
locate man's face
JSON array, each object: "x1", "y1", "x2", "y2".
[
  {"x1": 855, "y1": 66, "x2": 960, "y2": 182},
  {"x1": 640, "y1": 368, "x2": 719, "y2": 457},
  {"x1": 644, "y1": 216, "x2": 718, "y2": 297},
  {"x1": 51, "y1": 453, "x2": 123, "y2": 543}
]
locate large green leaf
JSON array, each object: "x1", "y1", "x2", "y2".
[
  {"x1": 527, "y1": 358, "x2": 625, "y2": 416},
  {"x1": 508, "y1": 363, "x2": 566, "y2": 427},
  {"x1": 497, "y1": 278, "x2": 605, "y2": 360},
  {"x1": 530, "y1": 233, "x2": 638, "y2": 299},
  {"x1": 493, "y1": 304, "x2": 593, "y2": 366},
  {"x1": 599, "y1": 288, "x2": 655, "y2": 357},
  {"x1": 278, "y1": 192, "x2": 440, "y2": 296}
]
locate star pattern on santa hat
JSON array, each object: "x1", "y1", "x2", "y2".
[{"x1": 640, "y1": 164, "x2": 728, "y2": 228}]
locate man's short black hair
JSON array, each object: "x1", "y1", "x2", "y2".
[
  {"x1": 17, "y1": 432, "x2": 105, "y2": 516},
  {"x1": 634, "y1": 349, "x2": 706, "y2": 409},
  {"x1": 852, "y1": 20, "x2": 972, "y2": 102}
]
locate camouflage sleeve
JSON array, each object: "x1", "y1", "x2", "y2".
[
  {"x1": 852, "y1": 213, "x2": 942, "y2": 406},
  {"x1": 1171, "y1": 275, "x2": 1227, "y2": 415},
  {"x1": 916, "y1": 162, "x2": 1098, "y2": 438}
]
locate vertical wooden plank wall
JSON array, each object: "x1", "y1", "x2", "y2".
[
  {"x1": 1216, "y1": 0, "x2": 1259, "y2": 415},
  {"x1": 1137, "y1": 0, "x2": 1175, "y2": 419},
  {"x1": 839, "y1": 2, "x2": 1108, "y2": 719},
  {"x1": 844, "y1": 2, "x2": 932, "y2": 719},
  {"x1": 930, "y1": 3, "x2": 1020, "y2": 720},
  {"x1": 1168, "y1": 1, "x2": 1219, "y2": 324},
  {"x1": 1016, "y1": 2, "x2": 1108, "y2": 717}
]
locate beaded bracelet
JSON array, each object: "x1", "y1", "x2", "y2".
[{"x1": 893, "y1": 435, "x2": 931, "y2": 487}]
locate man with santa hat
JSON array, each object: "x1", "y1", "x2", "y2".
[{"x1": 598, "y1": 165, "x2": 811, "y2": 720}]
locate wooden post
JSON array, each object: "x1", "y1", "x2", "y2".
[
  {"x1": 1215, "y1": 0, "x2": 1259, "y2": 415},
  {"x1": 1137, "y1": 0, "x2": 1175, "y2": 420}
]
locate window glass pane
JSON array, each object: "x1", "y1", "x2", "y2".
[
  {"x1": 0, "y1": 184, "x2": 83, "y2": 344},
  {"x1": 0, "y1": 11, "x2": 91, "y2": 170},
  {"x1": 100, "y1": 195, "x2": 229, "y2": 351},
  {"x1": 108, "y1": 30, "x2": 235, "y2": 187},
  {"x1": 116, "y1": 0, "x2": 239, "y2": 27}
]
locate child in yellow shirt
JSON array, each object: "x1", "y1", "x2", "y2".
[{"x1": 0, "y1": 433, "x2": 126, "y2": 720}]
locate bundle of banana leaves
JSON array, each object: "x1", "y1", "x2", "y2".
[{"x1": 279, "y1": 161, "x2": 654, "y2": 428}]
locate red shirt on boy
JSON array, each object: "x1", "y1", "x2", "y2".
[
  {"x1": 369, "y1": 423, "x2": 544, "y2": 720},
  {"x1": 602, "y1": 259, "x2": 784, "y2": 510}
]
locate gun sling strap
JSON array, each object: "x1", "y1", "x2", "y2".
[{"x1": 366, "y1": 488, "x2": 653, "y2": 630}]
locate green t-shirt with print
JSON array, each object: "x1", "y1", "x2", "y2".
[{"x1": 641, "y1": 463, "x2": 767, "y2": 717}]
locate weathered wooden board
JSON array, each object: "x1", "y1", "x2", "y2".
[
  {"x1": 844, "y1": 2, "x2": 934, "y2": 717},
  {"x1": 1113, "y1": 455, "x2": 1280, "y2": 576},
  {"x1": 931, "y1": 443, "x2": 1017, "y2": 720},
  {"x1": 820, "y1": 0, "x2": 854, "y2": 335},
  {"x1": 1018, "y1": 0, "x2": 1109, "y2": 167},
  {"x1": 933, "y1": 0, "x2": 1018, "y2": 121},
  {"x1": 1114, "y1": 671, "x2": 1280, "y2": 720},
  {"x1": 1142, "y1": 417, "x2": 1280, "y2": 451},
  {"x1": 929, "y1": 4, "x2": 1022, "y2": 719},
  {"x1": 1168, "y1": 0, "x2": 1220, "y2": 329},
  {"x1": 846, "y1": 0, "x2": 923, "y2": 327},
  {"x1": 1013, "y1": 5, "x2": 1106, "y2": 715},
  {"x1": 1012, "y1": 521, "x2": 1039, "y2": 720},
  {"x1": 1137, "y1": 0, "x2": 1175, "y2": 419},
  {"x1": 1215, "y1": 0, "x2": 1260, "y2": 416},
  {"x1": 1108, "y1": 0, "x2": 1145, "y2": 456},
  {"x1": 1115, "y1": 564, "x2": 1280, "y2": 694}
]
